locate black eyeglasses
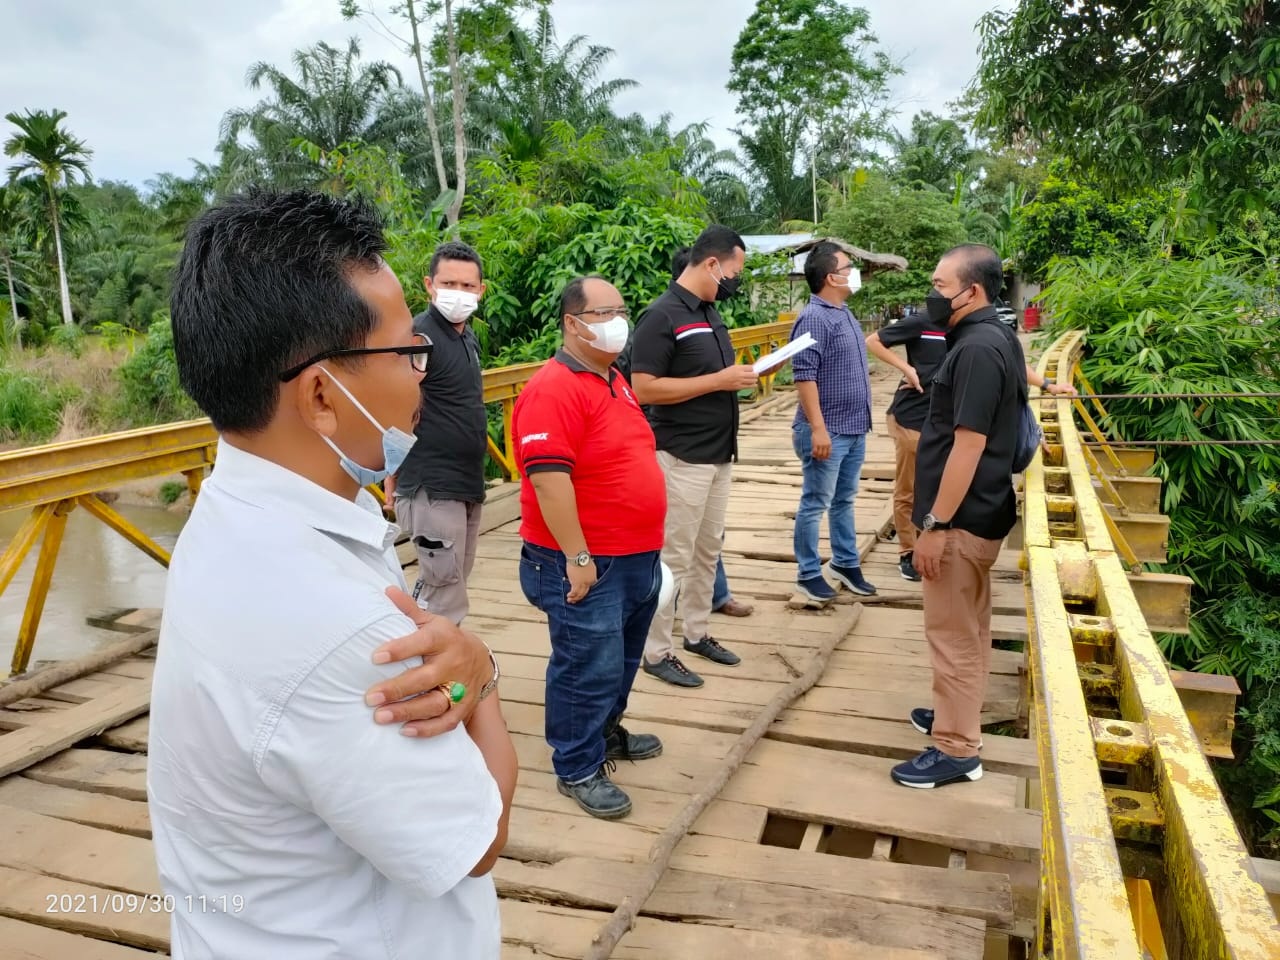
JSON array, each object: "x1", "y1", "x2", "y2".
[{"x1": 279, "y1": 333, "x2": 433, "y2": 382}]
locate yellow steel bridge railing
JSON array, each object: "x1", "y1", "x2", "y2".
[
  {"x1": 0, "y1": 320, "x2": 794, "y2": 675},
  {"x1": 1024, "y1": 329, "x2": 1280, "y2": 958}
]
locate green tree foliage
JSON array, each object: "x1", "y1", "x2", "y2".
[
  {"x1": 70, "y1": 181, "x2": 179, "y2": 331},
  {"x1": 729, "y1": 0, "x2": 899, "y2": 229},
  {"x1": 1013, "y1": 164, "x2": 1161, "y2": 280},
  {"x1": 118, "y1": 319, "x2": 200, "y2": 424},
  {"x1": 890, "y1": 112, "x2": 975, "y2": 195},
  {"x1": 1039, "y1": 254, "x2": 1280, "y2": 852},
  {"x1": 217, "y1": 38, "x2": 409, "y2": 191},
  {"x1": 468, "y1": 7, "x2": 638, "y2": 165},
  {"x1": 820, "y1": 172, "x2": 968, "y2": 314},
  {"x1": 974, "y1": 0, "x2": 1280, "y2": 228},
  {"x1": 4, "y1": 109, "x2": 93, "y2": 326}
]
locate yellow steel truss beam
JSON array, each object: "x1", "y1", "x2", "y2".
[
  {"x1": 2, "y1": 320, "x2": 799, "y2": 669},
  {"x1": 1026, "y1": 331, "x2": 1280, "y2": 959}
]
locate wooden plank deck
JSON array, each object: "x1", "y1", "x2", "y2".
[{"x1": 0, "y1": 375, "x2": 1045, "y2": 959}]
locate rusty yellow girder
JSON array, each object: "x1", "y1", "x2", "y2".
[
  {"x1": 1025, "y1": 331, "x2": 1280, "y2": 958},
  {"x1": 2, "y1": 321, "x2": 796, "y2": 673}
]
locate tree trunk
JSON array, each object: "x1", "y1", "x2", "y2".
[
  {"x1": 2, "y1": 250, "x2": 20, "y2": 348},
  {"x1": 405, "y1": 0, "x2": 450, "y2": 200},
  {"x1": 47, "y1": 182, "x2": 73, "y2": 326},
  {"x1": 443, "y1": 0, "x2": 467, "y2": 227}
]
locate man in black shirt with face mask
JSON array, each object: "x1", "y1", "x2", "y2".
[
  {"x1": 890, "y1": 244, "x2": 1025, "y2": 790},
  {"x1": 629, "y1": 225, "x2": 760, "y2": 689},
  {"x1": 387, "y1": 242, "x2": 488, "y2": 625}
]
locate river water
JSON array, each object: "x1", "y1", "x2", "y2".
[{"x1": 0, "y1": 503, "x2": 185, "y2": 668}]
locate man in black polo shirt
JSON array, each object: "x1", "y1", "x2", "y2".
[
  {"x1": 387, "y1": 241, "x2": 488, "y2": 625},
  {"x1": 629, "y1": 225, "x2": 760, "y2": 688},
  {"x1": 891, "y1": 243, "x2": 1025, "y2": 790},
  {"x1": 865, "y1": 307, "x2": 949, "y2": 582}
]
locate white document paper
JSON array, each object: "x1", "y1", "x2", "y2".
[{"x1": 753, "y1": 332, "x2": 815, "y2": 375}]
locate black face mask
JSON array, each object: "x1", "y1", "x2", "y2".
[
  {"x1": 711, "y1": 261, "x2": 742, "y2": 301},
  {"x1": 715, "y1": 275, "x2": 742, "y2": 301},
  {"x1": 925, "y1": 287, "x2": 969, "y2": 325}
]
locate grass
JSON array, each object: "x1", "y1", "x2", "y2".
[
  {"x1": 0, "y1": 338, "x2": 132, "y2": 444},
  {"x1": 158, "y1": 480, "x2": 186, "y2": 505}
]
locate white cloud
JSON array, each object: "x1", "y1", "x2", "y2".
[{"x1": 1, "y1": 0, "x2": 996, "y2": 185}]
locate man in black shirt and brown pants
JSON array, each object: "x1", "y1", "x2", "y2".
[
  {"x1": 387, "y1": 242, "x2": 488, "y2": 625},
  {"x1": 630, "y1": 226, "x2": 760, "y2": 688},
  {"x1": 891, "y1": 244, "x2": 1026, "y2": 790},
  {"x1": 866, "y1": 308, "x2": 949, "y2": 582}
]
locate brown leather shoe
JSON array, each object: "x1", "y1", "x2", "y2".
[{"x1": 715, "y1": 598, "x2": 754, "y2": 618}]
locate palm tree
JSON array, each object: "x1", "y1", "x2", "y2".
[
  {"x1": 735, "y1": 113, "x2": 813, "y2": 230},
  {"x1": 218, "y1": 38, "x2": 407, "y2": 189},
  {"x1": 4, "y1": 109, "x2": 92, "y2": 326},
  {"x1": 0, "y1": 183, "x2": 25, "y2": 346},
  {"x1": 470, "y1": 7, "x2": 637, "y2": 164}
]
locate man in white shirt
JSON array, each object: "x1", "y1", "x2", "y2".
[{"x1": 149, "y1": 189, "x2": 516, "y2": 959}]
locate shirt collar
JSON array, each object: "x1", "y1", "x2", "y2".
[
  {"x1": 425, "y1": 305, "x2": 465, "y2": 340},
  {"x1": 809, "y1": 293, "x2": 847, "y2": 310},
  {"x1": 553, "y1": 347, "x2": 616, "y2": 384},
  {"x1": 948, "y1": 304, "x2": 999, "y2": 339},
  {"x1": 669, "y1": 280, "x2": 708, "y2": 311},
  {"x1": 210, "y1": 440, "x2": 399, "y2": 552}
]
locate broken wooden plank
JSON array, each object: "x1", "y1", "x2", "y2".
[{"x1": 0, "y1": 681, "x2": 151, "y2": 779}]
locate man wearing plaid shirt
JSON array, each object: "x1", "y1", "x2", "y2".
[{"x1": 790, "y1": 241, "x2": 877, "y2": 602}]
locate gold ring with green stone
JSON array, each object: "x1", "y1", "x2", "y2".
[{"x1": 438, "y1": 681, "x2": 466, "y2": 705}]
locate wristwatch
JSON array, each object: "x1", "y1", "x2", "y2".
[
  {"x1": 1042, "y1": 377, "x2": 1055, "y2": 388},
  {"x1": 922, "y1": 513, "x2": 952, "y2": 533},
  {"x1": 570, "y1": 550, "x2": 592, "y2": 567},
  {"x1": 477, "y1": 644, "x2": 500, "y2": 701}
]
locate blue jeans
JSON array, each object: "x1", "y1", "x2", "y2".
[
  {"x1": 712, "y1": 555, "x2": 731, "y2": 609},
  {"x1": 792, "y1": 421, "x2": 866, "y2": 581},
  {"x1": 519, "y1": 542, "x2": 661, "y2": 783}
]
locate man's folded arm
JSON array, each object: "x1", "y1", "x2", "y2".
[{"x1": 259, "y1": 610, "x2": 505, "y2": 899}]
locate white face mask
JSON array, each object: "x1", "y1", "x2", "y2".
[
  {"x1": 434, "y1": 288, "x2": 479, "y2": 324},
  {"x1": 830, "y1": 267, "x2": 862, "y2": 291},
  {"x1": 575, "y1": 315, "x2": 630, "y2": 354}
]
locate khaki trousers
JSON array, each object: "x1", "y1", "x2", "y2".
[
  {"x1": 923, "y1": 528, "x2": 1004, "y2": 757},
  {"x1": 394, "y1": 491, "x2": 482, "y2": 625},
  {"x1": 644, "y1": 451, "x2": 732, "y2": 663},
  {"x1": 886, "y1": 414, "x2": 921, "y2": 554}
]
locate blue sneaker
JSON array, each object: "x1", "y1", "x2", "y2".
[
  {"x1": 828, "y1": 563, "x2": 877, "y2": 596},
  {"x1": 909, "y1": 707, "x2": 935, "y2": 735},
  {"x1": 891, "y1": 746, "x2": 983, "y2": 789},
  {"x1": 796, "y1": 576, "x2": 837, "y2": 603},
  {"x1": 908, "y1": 708, "x2": 984, "y2": 748}
]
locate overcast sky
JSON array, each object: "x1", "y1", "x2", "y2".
[{"x1": 3, "y1": 0, "x2": 1001, "y2": 188}]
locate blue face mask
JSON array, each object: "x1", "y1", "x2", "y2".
[{"x1": 317, "y1": 366, "x2": 418, "y2": 487}]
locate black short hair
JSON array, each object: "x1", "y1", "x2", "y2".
[
  {"x1": 803, "y1": 241, "x2": 843, "y2": 294},
  {"x1": 943, "y1": 243, "x2": 1003, "y2": 303},
  {"x1": 559, "y1": 275, "x2": 611, "y2": 329},
  {"x1": 429, "y1": 240, "x2": 483, "y2": 280},
  {"x1": 670, "y1": 246, "x2": 691, "y2": 280},
  {"x1": 688, "y1": 225, "x2": 745, "y2": 266},
  {"x1": 170, "y1": 189, "x2": 387, "y2": 433}
]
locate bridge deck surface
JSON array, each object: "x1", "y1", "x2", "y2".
[{"x1": 0, "y1": 376, "x2": 1044, "y2": 959}]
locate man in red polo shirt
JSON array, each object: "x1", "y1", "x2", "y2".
[{"x1": 514, "y1": 275, "x2": 667, "y2": 820}]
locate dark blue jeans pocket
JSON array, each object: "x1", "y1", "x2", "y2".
[{"x1": 519, "y1": 545, "x2": 543, "y2": 609}]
